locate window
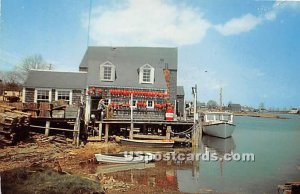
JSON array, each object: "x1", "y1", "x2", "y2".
[
  {"x1": 56, "y1": 90, "x2": 72, "y2": 104},
  {"x1": 147, "y1": 100, "x2": 154, "y2": 109},
  {"x1": 139, "y1": 64, "x2": 154, "y2": 84},
  {"x1": 143, "y1": 69, "x2": 151, "y2": 82},
  {"x1": 100, "y1": 61, "x2": 116, "y2": 82},
  {"x1": 103, "y1": 66, "x2": 112, "y2": 80},
  {"x1": 36, "y1": 89, "x2": 51, "y2": 103}
]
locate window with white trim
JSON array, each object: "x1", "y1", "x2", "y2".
[
  {"x1": 103, "y1": 66, "x2": 112, "y2": 80},
  {"x1": 56, "y1": 90, "x2": 72, "y2": 104},
  {"x1": 36, "y1": 89, "x2": 50, "y2": 103},
  {"x1": 100, "y1": 62, "x2": 116, "y2": 82},
  {"x1": 139, "y1": 64, "x2": 154, "y2": 84},
  {"x1": 143, "y1": 69, "x2": 151, "y2": 82},
  {"x1": 147, "y1": 100, "x2": 154, "y2": 109}
]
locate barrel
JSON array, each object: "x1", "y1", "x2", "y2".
[{"x1": 165, "y1": 107, "x2": 174, "y2": 121}]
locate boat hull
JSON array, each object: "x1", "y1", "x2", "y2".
[
  {"x1": 95, "y1": 153, "x2": 154, "y2": 164},
  {"x1": 120, "y1": 139, "x2": 174, "y2": 148},
  {"x1": 203, "y1": 123, "x2": 235, "y2": 138}
]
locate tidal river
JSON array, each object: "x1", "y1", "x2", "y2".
[{"x1": 94, "y1": 114, "x2": 300, "y2": 193}]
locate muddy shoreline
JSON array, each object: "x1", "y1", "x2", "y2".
[{"x1": 0, "y1": 133, "x2": 186, "y2": 194}]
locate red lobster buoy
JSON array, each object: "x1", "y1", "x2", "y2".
[{"x1": 165, "y1": 105, "x2": 174, "y2": 121}]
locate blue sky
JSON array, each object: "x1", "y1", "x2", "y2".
[{"x1": 1, "y1": 0, "x2": 300, "y2": 108}]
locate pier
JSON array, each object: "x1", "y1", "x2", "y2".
[{"x1": 88, "y1": 119, "x2": 200, "y2": 145}]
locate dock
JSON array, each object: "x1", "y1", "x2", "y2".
[{"x1": 88, "y1": 118, "x2": 199, "y2": 145}]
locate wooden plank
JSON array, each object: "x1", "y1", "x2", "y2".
[
  {"x1": 97, "y1": 120, "x2": 194, "y2": 125},
  {"x1": 87, "y1": 136, "x2": 101, "y2": 142},
  {"x1": 30, "y1": 125, "x2": 78, "y2": 132},
  {"x1": 132, "y1": 134, "x2": 191, "y2": 143}
]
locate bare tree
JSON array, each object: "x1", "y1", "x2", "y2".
[
  {"x1": 207, "y1": 100, "x2": 218, "y2": 109},
  {"x1": 259, "y1": 102, "x2": 265, "y2": 110},
  {"x1": 15, "y1": 54, "x2": 50, "y2": 83},
  {"x1": 0, "y1": 71, "x2": 22, "y2": 91}
]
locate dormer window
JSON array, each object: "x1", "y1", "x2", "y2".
[
  {"x1": 139, "y1": 64, "x2": 154, "y2": 84},
  {"x1": 100, "y1": 61, "x2": 116, "y2": 82}
]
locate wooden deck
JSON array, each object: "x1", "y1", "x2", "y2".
[{"x1": 97, "y1": 119, "x2": 194, "y2": 125}]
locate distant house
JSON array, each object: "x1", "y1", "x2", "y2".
[
  {"x1": 228, "y1": 103, "x2": 242, "y2": 112},
  {"x1": 23, "y1": 46, "x2": 183, "y2": 121},
  {"x1": 23, "y1": 71, "x2": 86, "y2": 105},
  {"x1": 199, "y1": 102, "x2": 206, "y2": 109}
]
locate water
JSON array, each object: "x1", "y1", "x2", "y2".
[
  {"x1": 178, "y1": 114, "x2": 300, "y2": 193},
  {"x1": 92, "y1": 115, "x2": 300, "y2": 193}
]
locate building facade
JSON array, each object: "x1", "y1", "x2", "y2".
[{"x1": 23, "y1": 47, "x2": 183, "y2": 121}]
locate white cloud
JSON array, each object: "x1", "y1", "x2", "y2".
[
  {"x1": 83, "y1": 0, "x2": 211, "y2": 46},
  {"x1": 264, "y1": 10, "x2": 277, "y2": 21},
  {"x1": 214, "y1": 0, "x2": 300, "y2": 36},
  {"x1": 215, "y1": 14, "x2": 262, "y2": 36},
  {"x1": 274, "y1": 0, "x2": 300, "y2": 9},
  {"x1": 82, "y1": 0, "x2": 299, "y2": 45}
]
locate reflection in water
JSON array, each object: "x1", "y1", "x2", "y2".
[
  {"x1": 95, "y1": 163, "x2": 155, "y2": 174},
  {"x1": 202, "y1": 135, "x2": 236, "y2": 157},
  {"x1": 202, "y1": 135, "x2": 236, "y2": 177},
  {"x1": 176, "y1": 136, "x2": 237, "y2": 193},
  {"x1": 82, "y1": 116, "x2": 300, "y2": 193},
  {"x1": 97, "y1": 161, "x2": 180, "y2": 192}
]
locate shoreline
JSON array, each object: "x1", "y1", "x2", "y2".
[
  {"x1": 234, "y1": 112, "x2": 289, "y2": 119},
  {"x1": 0, "y1": 133, "x2": 183, "y2": 193}
]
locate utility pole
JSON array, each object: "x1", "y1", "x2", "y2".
[
  {"x1": 129, "y1": 93, "x2": 134, "y2": 139},
  {"x1": 192, "y1": 84, "x2": 201, "y2": 147},
  {"x1": 192, "y1": 84, "x2": 197, "y2": 124}
]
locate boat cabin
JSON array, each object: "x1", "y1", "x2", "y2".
[{"x1": 204, "y1": 112, "x2": 234, "y2": 124}]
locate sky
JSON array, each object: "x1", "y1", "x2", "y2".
[{"x1": 1, "y1": 0, "x2": 300, "y2": 108}]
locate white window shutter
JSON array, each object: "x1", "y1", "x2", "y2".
[
  {"x1": 139, "y1": 68, "x2": 143, "y2": 83},
  {"x1": 100, "y1": 65, "x2": 104, "y2": 80},
  {"x1": 111, "y1": 65, "x2": 116, "y2": 81},
  {"x1": 150, "y1": 68, "x2": 155, "y2": 84}
]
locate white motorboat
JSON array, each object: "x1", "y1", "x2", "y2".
[
  {"x1": 95, "y1": 152, "x2": 155, "y2": 164},
  {"x1": 202, "y1": 112, "x2": 235, "y2": 138}
]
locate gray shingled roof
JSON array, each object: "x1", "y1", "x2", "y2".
[
  {"x1": 177, "y1": 86, "x2": 185, "y2": 96},
  {"x1": 80, "y1": 46, "x2": 177, "y2": 89},
  {"x1": 24, "y1": 70, "x2": 87, "y2": 89}
]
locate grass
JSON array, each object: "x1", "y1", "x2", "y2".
[{"x1": 1, "y1": 167, "x2": 104, "y2": 194}]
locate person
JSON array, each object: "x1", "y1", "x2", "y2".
[{"x1": 97, "y1": 99, "x2": 106, "y2": 120}]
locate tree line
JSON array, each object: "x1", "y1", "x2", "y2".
[{"x1": 0, "y1": 54, "x2": 52, "y2": 92}]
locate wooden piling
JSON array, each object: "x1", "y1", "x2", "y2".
[
  {"x1": 105, "y1": 123, "x2": 109, "y2": 143},
  {"x1": 192, "y1": 123, "x2": 200, "y2": 147},
  {"x1": 98, "y1": 121, "x2": 102, "y2": 141},
  {"x1": 45, "y1": 121, "x2": 50, "y2": 136},
  {"x1": 129, "y1": 122, "x2": 134, "y2": 139},
  {"x1": 166, "y1": 126, "x2": 171, "y2": 140},
  {"x1": 142, "y1": 123, "x2": 147, "y2": 134}
]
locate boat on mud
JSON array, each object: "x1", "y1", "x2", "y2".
[
  {"x1": 119, "y1": 138, "x2": 174, "y2": 148},
  {"x1": 95, "y1": 152, "x2": 155, "y2": 164}
]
